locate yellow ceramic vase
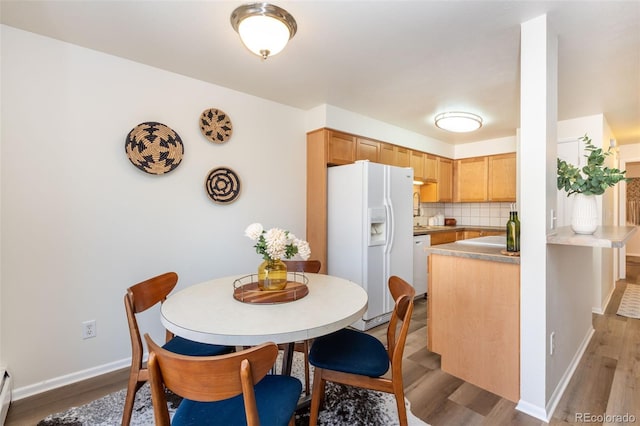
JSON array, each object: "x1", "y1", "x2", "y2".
[{"x1": 257, "y1": 259, "x2": 288, "y2": 291}]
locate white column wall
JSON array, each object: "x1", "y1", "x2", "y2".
[{"x1": 517, "y1": 14, "x2": 556, "y2": 420}]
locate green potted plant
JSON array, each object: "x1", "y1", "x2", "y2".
[{"x1": 557, "y1": 134, "x2": 627, "y2": 234}]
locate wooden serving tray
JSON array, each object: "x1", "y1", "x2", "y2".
[
  {"x1": 500, "y1": 249, "x2": 520, "y2": 257},
  {"x1": 233, "y1": 281, "x2": 309, "y2": 304}
]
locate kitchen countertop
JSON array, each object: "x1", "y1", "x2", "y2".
[
  {"x1": 413, "y1": 225, "x2": 505, "y2": 236},
  {"x1": 426, "y1": 242, "x2": 520, "y2": 264},
  {"x1": 547, "y1": 225, "x2": 637, "y2": 248}
]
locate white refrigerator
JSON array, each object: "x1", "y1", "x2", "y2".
[{"x1": 327, "y1": 160, "x2": 414, "y2": 331}]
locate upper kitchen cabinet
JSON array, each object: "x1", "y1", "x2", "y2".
[
  {"x1": 327, "y1": 130, "x2": 356, "y2": 165},
  {"x1": 453, "y1": 153, "x2": 516, "y2": 202},
  {"x1": 356, "y1": 137, "x2": 379, "y2": 162},
  {"x1": 488, "y1": 153, "x2": 516, "y2": 201},
  {"x1": 379, "y1": 143, "x2": 411, "y2": 168},
  {"x1": 410, "y1": 150, "x2": 425, "y2": 180},
  {"x1": 396, "y1": 146, "x2": 411, "y2": 168},
  {"x1": 424, "y1": 154, "x2": 438, "y2": 181},
  {"x1": 438, "y1": 158, "x2": 453, "y2": 201},
  {"x1": 455, "y1": 157, "x2": 488, "y2": 202},
  {"x1": 420, "y1": 157, "x2": 453, "y2": 202},
  {"x1": 379, "y1": 142, "x2": 396, "y2": 165}
]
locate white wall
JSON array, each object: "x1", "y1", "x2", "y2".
[
  {"x1": 454, "y1": 135, "x2": 517, "y2": 158},
  {"x1": 0, "y1": 25, "x2": 307, "y2": 397}
]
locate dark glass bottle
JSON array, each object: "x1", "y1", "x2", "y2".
[
  {"x1": 514, "y1": 211, "x2": 520, "y2": 252},
  {"x1": 506, "y1": 212, "x2": 517, "y2": 252}
]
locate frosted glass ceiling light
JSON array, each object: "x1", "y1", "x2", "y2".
[
  {"x1": 434, "y1": 112, "x2": 483, "y2": 132},
  {"x1": 230, "y1": 3, "x2": 297, "y2": 60}
]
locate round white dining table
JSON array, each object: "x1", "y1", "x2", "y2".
[{"x1": 160, "y1": 273, "x2": 368, "y2": 347}]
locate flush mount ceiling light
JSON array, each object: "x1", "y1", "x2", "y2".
[
  {"x1": 434, "y1": 111, "x2": 483, "y2": 133},
  {"x1": 230, "y1": 3, "x2": 297, "y2": 60}
]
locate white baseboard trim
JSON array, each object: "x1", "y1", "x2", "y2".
[
  {"x1": 592, "y1": 285, "x2": 615, "y2": 315},
  {"x1": 11, "y1": 358, "x2": 131, "y2": 401},
  {"x1": 516, "y1": 400, "x2": 549, "y2": 423},
  {"x1": 545, "y1": 326, "x2": 595, "y2": 421},
  {"x1": 626, "y1": 251, "x2": 640, "y2": 257}
]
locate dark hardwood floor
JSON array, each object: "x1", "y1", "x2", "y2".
[{"x1": 7, "y1": 260, "x2": 640, "y2": 425}]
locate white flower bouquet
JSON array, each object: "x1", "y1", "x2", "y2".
[{"x1": 245, "y1": 223, "x2": 311, "y2": 262}]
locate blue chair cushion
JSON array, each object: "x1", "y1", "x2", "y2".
[
  {"x1": 163, "y1": 336, "x2": 232, "y2": 357},
  {"x1": 172, "y1": 374, "x2": 302, "y2": 426},
  {"x1": 309, "y1": 328, "x2": 390, "y2": 377}
]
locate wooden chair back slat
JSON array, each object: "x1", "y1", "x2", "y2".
[
  {"x1": 127, "y1": 272, "x2": 178, "y2": 313},
  {"x1": 123, "y1": 272, "x2": 180, "y2": 426},
  {"x1": 387, "y1": 276, "x2": 414, "y2": 375},
  {"x1": 145, "y1": 334, "x2": 278, "y2": 402},
  {"x1": 283, "y1": 260, "x2": 322, "y2": 273}
]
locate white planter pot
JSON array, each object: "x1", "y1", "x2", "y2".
[{"x1": 571, "y1": 193, "x2": 598, "y2": 234}]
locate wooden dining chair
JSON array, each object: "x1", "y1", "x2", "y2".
[
  {"x1": 282, "y1": 259, "x2": 321, "y2": 395},
  {"x1": 145, "y1": 335, "x2": 302, "y2": 426},
  {"x1": 123, "y1": 272, "x2": 233, "y2": 426},
  {"x1": 308, "y1": 275, "x2": 415, "y2": 426}
]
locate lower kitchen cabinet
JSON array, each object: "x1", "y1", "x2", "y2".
[
  {"x1": 463, "y1": 230, "x2": 505, "y2": 239},
  {"x1": 428, "y1": 253, "x2": 520, "y2": 402},
  {"x1": 429, "y1": 231, "x2": 457, "y2": 245}
]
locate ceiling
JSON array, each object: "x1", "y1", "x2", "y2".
[{"x1": 1, "y1": 1, "x2": 639, "y2": 145}]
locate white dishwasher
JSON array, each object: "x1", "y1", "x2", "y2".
[{"x1": 412, "y1": 234, "x2": 430, "y2": 296}]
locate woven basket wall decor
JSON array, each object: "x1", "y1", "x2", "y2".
[
  {"x1": 205, "y1": 167, "x2": 241, "y2": 204},
  {"x1": 199, "y1": 108, "x2": 233, "y2": 144},
  {"x1": 125, "y1": 122, "x2": 184, "y2": 175}
]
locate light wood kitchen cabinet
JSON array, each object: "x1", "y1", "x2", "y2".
[
  {"x1": 379, "y1": 143, "x2": 396, "y2": 165},
  {"x1": 327, "y1": 131, "x2": 356, "y2": 165},
  {"x1": 307, "y1": 129, "x2": 330, "y2": 273},
  {"x1": 410, "y1": 151, "x2": 425, "y2": 180},
  {"x1": 488, "y1": 153, "x2": 516, "y2": 201},
  {"x1": 379, "y1": 143, "x2": 411, "y2": 168},
  {"x1": 430, "y1": 231, "x2": 457, "y2": 245},
  {"x1": 462, "y1": 230, "x2": 505, "y2": 239},
  {"x1": 419, "y1": 156, "x2": 453, "y2": 202},
  {"x1": 356, "y1": 137, "x2": 379, "y2": 162},
  {"x1": 438, "y1": 157, "x2": 453, "y2": 202},
  {"x1": 429, "y1": 254, "x2": 520, "y2": 402},
  {"x1": 424, "y1": 154, "x2": 438, "y2": 181},
  {"x1": 396, "y1": 146, "x2": 411, "y2": 167},
  {"x1": 455, "y1": 157, "x2": 488, "y2": 202},
  {"x1": 453, "y1": 153, "x2": 516, "y2": 202}
]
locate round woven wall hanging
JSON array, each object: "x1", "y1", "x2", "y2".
[
  {"x1": 199, "y1": 108, "x2": 233, "y2": 144},
  {"x1": 125, "y1": 122, "x2": 184, "y2": 175},
  {"x1": 205, "y1": 167, "x2": 241, "y2": 204}
]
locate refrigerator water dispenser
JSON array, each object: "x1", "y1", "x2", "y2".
[{"x1": 368, "y1": 207, "x2": 387, "y2": 246}]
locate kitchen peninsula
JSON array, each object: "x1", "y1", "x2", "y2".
[
  {"x1": 426, "y1": 240, "x2": 520, "y2": 402},
  {"x1": 426, "y1": 225, "x2": 638, "y2": 404}
]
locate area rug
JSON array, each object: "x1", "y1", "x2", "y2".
[
  {"x1": 617, "y1": 283, "x2": 640, "y2": 319},
  {"x1": 37, "y1": 352, "x2": 428, "y2": 426}
]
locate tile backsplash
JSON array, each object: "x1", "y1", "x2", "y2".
[{"x1": 414, "y1": 202, "x2": 515, "y2": 227}]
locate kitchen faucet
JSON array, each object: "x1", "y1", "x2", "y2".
[{"x1": 413, "y1": 192, "x2": 421, "y2": 217}]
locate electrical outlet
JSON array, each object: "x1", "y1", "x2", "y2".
[
  {"x1": 82, "y1": 320, "x2": 97, "y2": 339},
  {"x1": 550, "y1": 331, "x2": 556, "y2": 356}
]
